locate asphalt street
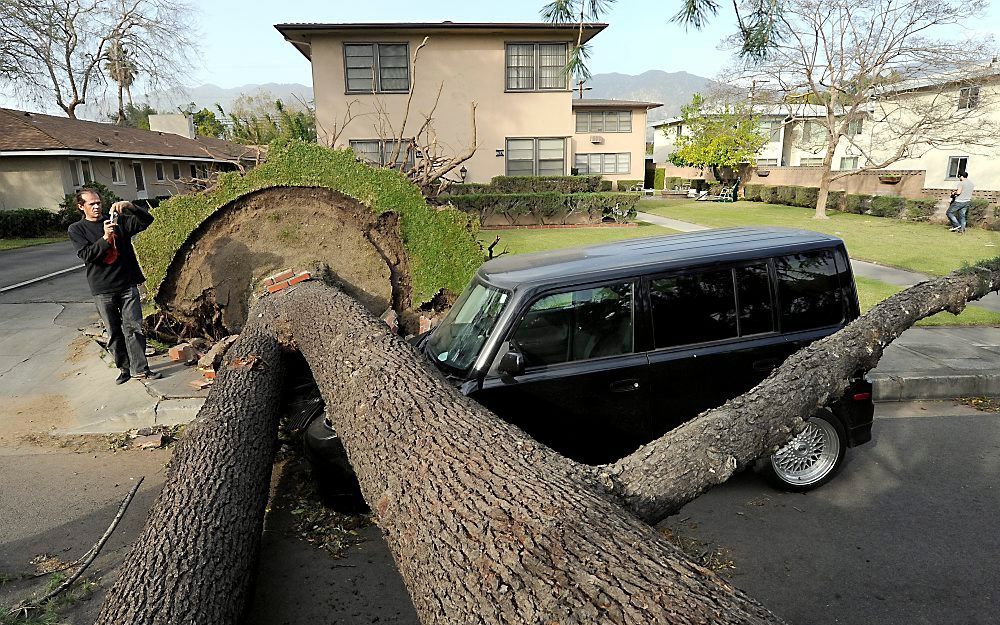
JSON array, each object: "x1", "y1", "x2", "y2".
[{"x1": 0, "y1": 240, "x2": 83, "y2": 293}]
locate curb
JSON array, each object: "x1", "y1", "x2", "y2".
[{"x1": 871, "y1": 372, "x2": 1000, "y2": 402}]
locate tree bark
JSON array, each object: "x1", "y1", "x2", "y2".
[{"x1": 96, "y1": 260, "x2": 1000, "y2": 624}]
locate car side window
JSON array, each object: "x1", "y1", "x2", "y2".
[
  {"x1": 511, "y1": 282, "x2": 634, "y2": 368},
  {"x1": 735, "y1": 263, "x2": 775, "y2": 335},
  {"x1": 651, "y1": 268, "x2": 737, "y2": 348},
  {"x1": 775, "y1": 251, "x2": 844, "y2": 331}
]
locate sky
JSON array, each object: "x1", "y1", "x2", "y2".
[{"x1": 3, "y1": 0, "x2": 999, "y2": 113}]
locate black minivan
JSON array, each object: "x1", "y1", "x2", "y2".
[{"x1": 310, "y1": 227, "x2": 874, "y2": 491}]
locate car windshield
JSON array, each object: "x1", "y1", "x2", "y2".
[{"x1": 425, "y1": 281, "x2": 509, "y2": 374}]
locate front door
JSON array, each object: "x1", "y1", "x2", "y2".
[
  {"x1": 473, "y1": 280, "x2": 650, "y2": 464},
  {"x1": 132, "y1": 162, "x2": 147, "y2": 200}
]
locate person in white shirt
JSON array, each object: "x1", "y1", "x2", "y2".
[{"x1": 947, "y1": 171, "x2": 974, "y2": 233}]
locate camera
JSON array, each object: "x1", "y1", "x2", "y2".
[{"x1": 109, "y1": 205, "x2": 119, "y2": 226}]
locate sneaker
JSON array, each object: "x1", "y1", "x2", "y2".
[
  {"x1": 115, "y1": 369, "x2": 131, "y2": 385},
  {"x1": 134, "y1": 369, "x2": 163, "y2": 380},
  {"x1": 949, "y1": 226, "x2": 960, "y2": 231}
]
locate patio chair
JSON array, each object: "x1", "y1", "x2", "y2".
[{"x1": 714, "y1": 177, "x2": 741, "y2": 203}]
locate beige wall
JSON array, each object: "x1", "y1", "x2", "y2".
[
  {"x1": 310, "y1": 31, "x2": 576, "y2": 183},
  {"x1": 745, "y1": 167, "x2": 927, "y2": 197},
  {"x1": 571, "y1": 107, "x2": 648, "y2": 185},
  {"x1": 0, "y1": 156, "x2": 65, "y2": 210}
]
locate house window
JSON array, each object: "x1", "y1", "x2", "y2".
[
  {"x1": 760, "y1": 119, "x2": 782, "y2": 142},
  {"x1": 574, "y1": 153, "x2": 631, "y2": 175},
  {"x1": 155, "y1": 162, "x2": 165, "y2": 182},
  {"x1": 172, "y1": 162, "x2": 181, "y2": 180},
  {"x1": 756, "y1": 158, "x2": 778, "y2": 167},
  {"x1": 799, "y1": 157, "x2": 823, "y2": 167},
  {"x1": 109, "y1": 160, "x2": 124, "y2": 184},
  {"x1": 947, "y1": 156, "x2": 968, "y2": 180},
  {"x1": 69, "y1": 160, "x2": 81, "y2": 187},
  {"x1": 801, "y1": 121, "x2": 824, "y2": 143},
  {"x1": 349, "y1": 139, "x2": 415, "y2": 168},
  {"x1": 958, "y1": 86, "x2": 980, "y2": 110},
  {"x1": 505, "y1": 138, "x2": 565, "y2": 176},
  {"x1": 675, "y1": 124, "x2": 683, "y2": 138},
  {"x1": 505, "y1": 42, "x2": 568, "y2": 91},
  {"x1": 79, "y1": 159, "x2": 93, "y2": 184},
  {"x1": 576, "y1": 111, "x2": 632, "y2": 133},
  {"x1": 190, "y1": 164, "x2": 198, "y2": 178},
  {"x1": 344, "y1": 43, "x2": 410, "y2": 93},
  {"x1": 846, "y1": 119, "x2": 863, "y2": 136},
  {"x1": 839, "y1": 157, "x2": 859, "y2": 170}
]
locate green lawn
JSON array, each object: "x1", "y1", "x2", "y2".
[
  {"x1": 477, "y1": 221, "x2": 674, "y2": 255},
  {"x1": 855, "y1": 277, "x2": 1000, "y2": 327},
  {"x1": 640, "y1": 199, "x2": 1000, "y2": 276},
  {"x1": 0, "y1": 236, "x2": 67, "y2": 252}
]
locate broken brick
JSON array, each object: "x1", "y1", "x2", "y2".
[
  {"x1": 189, "y1": 379, "x2": 214, "y2": 390},
  {"x1": 169, "y1": 343, "x2": 196, "y2": 362},
  {"x1": 288, "y1": 271, "x2": 312, "y2": 286},
  {"x1": 381, "y1": 308, "x2": 399, "y2": 333},
  {"x1": 260, "y1": 269, "x2": 294, "y2": 286},
  {"x1": 266, "y1": 281, "x2": 290, "y2": 294}
]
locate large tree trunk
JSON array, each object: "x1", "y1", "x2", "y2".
[{"x1": 97, "y1": 261, "x2": 1000, "y2": 624}]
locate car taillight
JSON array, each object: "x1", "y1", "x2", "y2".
[{"x1": 853, "y1": 392, "x2": 871, "y2": 401}]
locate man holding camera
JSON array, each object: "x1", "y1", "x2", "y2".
[
  {"x1": 67, "y1": 189, "x2": 161, "y2": 384},
  {"x1": 947, "y1": 171, "x2": 974, "y2": 233}
]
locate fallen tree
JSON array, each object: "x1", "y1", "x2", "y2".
[{"x1": 96, "y1": 260, "x2": 1000, "y2": 624}]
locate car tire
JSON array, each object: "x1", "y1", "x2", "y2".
[{"x1": 764, "y1": 410, "x2": 847, "y2": 492}]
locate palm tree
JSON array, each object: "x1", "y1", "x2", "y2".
[{"x1": 106, "y1": 38, "x2": 137, "y2": 125}]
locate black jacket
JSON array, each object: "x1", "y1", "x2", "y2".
[{"x1": 67, "y1": 208, "x2": 154, "y2": 295}]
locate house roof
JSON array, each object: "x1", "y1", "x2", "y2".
[
  {"x1": 649, "y1": 103, "x2": 839, "y2": 129},
  {"x1": 275, "y1": 21, "x2": 608, "y2": 60},
  {"x1": 572, "y1": 99, "x2": 662, "y2": 110},
  {"x1": 874, "y1": 63, "x2": 1000, "y2": 96},
  {"x1": 0, "y1": 108, "x2": 259, "y2": 162}
]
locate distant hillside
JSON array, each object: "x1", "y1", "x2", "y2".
[{"x1": 144, "y1": 83, "x2": 314, "y2": 114}]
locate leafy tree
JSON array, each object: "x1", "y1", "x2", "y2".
[
  {"x1": 668, "y1": 93, "x2": 767, "y2": 177},
  {"x1": 217, "y1": 91, "x2": 316, "y2": 144},
  {"x1": 107, "y1": 102, "x2": 157, "y2": 130},
  {"x1": 105, "y1": 37, "x2": 137, "y2": 124},
  {"x1": 192, "y1": 107, "x2": 225, "y2": 138}
]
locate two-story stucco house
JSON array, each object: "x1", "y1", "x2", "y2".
[{"x1": 275, "y1": 22, "x2": 659, "y2": 188}]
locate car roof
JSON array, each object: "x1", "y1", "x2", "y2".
[{"x1": 478, "y1": 227, "x2": 845, "y2": 291}]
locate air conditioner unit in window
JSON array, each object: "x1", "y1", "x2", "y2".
[{"x1": 590, "y1": 135, "x2": 604, "y2": 144}]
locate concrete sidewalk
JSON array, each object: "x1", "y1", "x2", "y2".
[{"x1": 637, "y1": 211, "x2": 1000, "y2": 401}]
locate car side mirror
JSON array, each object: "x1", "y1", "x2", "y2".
[{"x1": 498, "y1": 349, "x2": 525, "y2": 377}]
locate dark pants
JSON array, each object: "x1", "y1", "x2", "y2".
[{"x1": 94, "y1": 286, "x2": 148, "y2": 376}]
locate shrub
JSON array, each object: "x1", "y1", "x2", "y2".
[
  {"x1": 825, "y1": 190, "x2": 845, "y2": 212},
  {"x1": 665, "y1": 176, "x2": 684, "y2": 190},
  {"x1": 449, "y1": 192, "x2": 639, "y2": 225},
  {"x1": 58, "y1": 182, "x2": 121, "y2": 228},
  {"x1": 599, "y1": 180, "x2": 613, "y2": 191},
  {"x1": 616, "y1": 179, "x2": 643, "y2": 191},
  {"x1": 653, "y1": 168, "x2": 665, "y2": 190},
  {"x1": 967, "y1": 198, "x2": 990, "y2": 226},
  {"x1": 442, "y1": 182, "x2": 492, "y2": 196},
  {"x1": 869, "y1": 195, "x2": 905, "y2": 218},
  {"x1": 776, "y1": 185, "x2": 797, "y2": 206},
  {"x1": 742, "y1": 184, "x2": 762, "y2": 202},
  {"x1": 904, "y1": 198, "x2": 938, "y2": 221},
  {"x1": 760, "y1": 185, "x2": 779, "y2": 204},
  {"x1": 794, "y1": 186, "x2": 820, "y2": 209},
  {"x1": 708, "y1": 183, "x2": 723, "y2": 196},
  {"x1": 566, "y1": 192, "x2": 640, "y2": 223},
  {"x1": 844, "y1": 194, "x2": 870, "y2": 214},
  {"x1": 489, "y1": 175, "x2": 602, "y2": 193},
  {"x1": 0, "y1": 208, "x2": 59, "y2": 238}
]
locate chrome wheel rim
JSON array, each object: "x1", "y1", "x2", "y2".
[{"x1": 770, "y1": 418, "x2": 840, "y2": 486}]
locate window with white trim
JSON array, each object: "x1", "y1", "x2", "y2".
[
  {"x1": 344, "y1": 43, "x2": 410, "y2": 93},
  {"x1": 846, "y1": 119, "x2": 863, "y2": 136},
  {"x1": 190, "y1": 164, "x2": 198, "y2": 178},
  {"x1": 958, "y1": 86, "x2": 980, "y2": 110},
  {"x1": 172, "y1": 162, "x2": 181, "y2": 180},
  {"x1": 348, "y1": 139, "x2": 416, "y2": 168},
  {"x1": 575, "y1": 110, "x2": 632, "y2": 133},
  {"x1": 839, "y1": 157, "x2": 859, "y2": 170},
  {"x1": 155, "y1": 162, "x2": 165, "y2": 182},
  {"x1": 800, "y1": 121, "x2": 824, "y2": 144},
  {"x1": 574, "y1": 153, "x2": 631, "y2": 175},
  {"x1": 755, "y1": 158, "x2": 778, "y2": 167},
  {"x1": 799, "y1": 157, "x2": 823, "y2": 167},
  {"x1": 506, "y1": 138, "x2": 565, "y2": 176},
  {"x1": 69, "y1": 160, "x2": 81, "y2": 186},
  {"x1": 109, "y1": 159, "x2": 124, "y2": 184},
  {"x1": 505, "y1": 42, "x2": 568, "y2": 91},
  {"x1": 947, "y1": 156, "x2": 968, "y2": 179},
  {"x1": 79, "y1": 159, "x2": 93, "y2": 184},
  {"x1": 675, "y1": 124, "x2": 683, "y2": 138},
  {"x1": 759, "y1": 119, "x2": 782, "y2": 142}
]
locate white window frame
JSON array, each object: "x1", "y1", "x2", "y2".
[
  {"x1": 108, "y1": 159, "x2": 125, "y2": 185},
  {"x1": 505, "y1": 137, "x2": 566, "y2": 176},
  {"x1": 155, "y1": 161, "x2": 165, "y2": 182},
  {"x1": 675, "y1": 124, "x2": 683, "y2": 138},
  {"x1": 343, "y1": 42, "x2": 411, "y2": 94},
  {"x1": 799, "y1": 157, "x2": 824, "y2": 167},
  {"x1": 760, "y1": 119, "x2": 782, "y2": 142},
  {"x1": 800, "y1": 121, "x2": 824, "y2": 144},
  {"x1": 574, "y1": 152, "x2": 631, "y2": 175},
  {"x1": 839, "y1": 156, "x2": 859, "y2": 170},
  {"x1": 947, "y1": 156, "x2": 968, "y2": 180},
  {"x1": 171, "y1": 162, "x2": 181, "y2": 180},
  {"x1": 846, "y1": 119, "x2": 863, "y2": 136},
  {"x1": 575, "y1": 110, "x2": 633, "y2": 133},
  {"x1": 505, "y1": 42, "x2": 569, "y2": 92},
  {"x1": 69, "y1": 159, "x2": 81, "y2": 187},
  {"x1": 958, "y1": 86, "x2": 980, "y2": 111},
  {"x1": 79, "y1": 159, "x2": 93, "y2": 184},
  {"x1": 755, "y1": 158, "x2": 778, "y2": 167},
  {"x1": 348, "y1": 139, "x2": 416, "y2": 168}
]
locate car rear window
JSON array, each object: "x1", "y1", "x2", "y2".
[
  {"x1": 650, "y1": 268, "x2": 738, "y2": 348},
  {"x1": 775, "y1": 250, "x2": 844, "y2": 332}
]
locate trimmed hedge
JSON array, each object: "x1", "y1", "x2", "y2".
[
  {"x1": 793, "y1": 186, "x2": 819, "y2": 209},
  {"x1": 844, "y1": 194, "x2": 870, "y2": 214},
  {"x1": 442, "y1": 182, "x2": 492, "y2": 196},
  {"x1": 489, "y1": 175, "x2": 602, "y2": 193},
  {"x1": 617, "y1": 179, "x2": 642, "y2": 191},
  {"x1": 449, "y1": 192, "x2": 640, "y2": 225},
  {"x1": 653, "y1": 168, "x2": 665, "y2": 190},
  {"x1": 0, "y1": 209, "x2": 60, "y2": 238},
  {"x1": 134, "y1": 139, "x2": 483, "y2": 306},
  {"x1": 599, "y1": 180, "x2": 613, "y2": 191},
  {"x1": 904, "y1": 198, "x2": 938, "y2": 221},
  {"x1": 825, "y1": 190, "x2": 845, "y2": 212},
  {"x1": 776, "y1": 185, "x2": 796, "y2": 206},
  {"x1": 869, "y1": 195, "x2": 905, "y2": 218}
]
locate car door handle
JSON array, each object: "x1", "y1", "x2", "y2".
[
  {"x1": 753, "y1": 358, "x2": 781, "y2": 372},
  {"x1": 610, "y1": 379, "x2": 640, "y2": 393}
]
